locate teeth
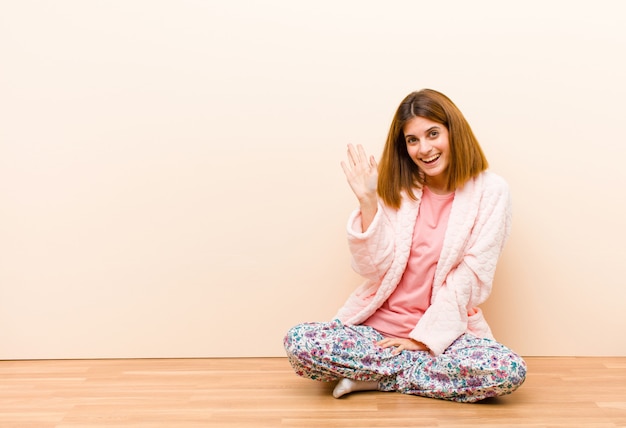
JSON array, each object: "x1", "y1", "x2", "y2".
[{"x1": 422, "y1": 154, "x2": 440, "y2": 163}]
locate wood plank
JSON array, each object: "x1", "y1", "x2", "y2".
[{"x1": 0, "y1": 357, "x2": 624, "y2": 427}]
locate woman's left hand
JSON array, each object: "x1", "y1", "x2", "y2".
[{"x1": 377, "y1": 337, "x2": 429, "y2": 355}]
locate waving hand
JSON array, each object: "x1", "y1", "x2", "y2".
[{"x1": 340, "y1": 144, "x2": 378, "y2": 232}]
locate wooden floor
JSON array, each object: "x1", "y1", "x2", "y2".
[{"x1": 1, "y1": 357, "x2": 625, "y2": 428}]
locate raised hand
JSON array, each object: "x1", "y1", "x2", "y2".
[
  {"x1": 340, "y1": 144, "x2": 378, "y2": 202},
  {"x1": 340, "y1": 144, "x2": 378, "y2": 232}
]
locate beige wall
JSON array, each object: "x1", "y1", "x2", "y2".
[{"x1": 1, "y1": 0, "x2": 624, "y2": 359}]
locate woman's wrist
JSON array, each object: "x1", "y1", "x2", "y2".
[
  {"x1": 358, "y1": 198, "x2": 378, "y2": 232},
  {"x1": 358, "y1": 193, "x2": 377, "y2": 209},
  {"x1": 410, "y1": 338, "x2": 429, "y2": 351}
]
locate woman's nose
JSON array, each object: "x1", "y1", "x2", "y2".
[{"x1": 418, "y1": 141, "x2": 432, "y2": 155}]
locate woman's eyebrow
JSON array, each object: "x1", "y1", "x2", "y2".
[{"x1": 405, "y1": 126, "x2": 440, "y2": 139}]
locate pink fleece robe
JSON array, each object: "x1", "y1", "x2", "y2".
[{"x1": 334, "y1": 171, "x2": 512, "y2": 356}]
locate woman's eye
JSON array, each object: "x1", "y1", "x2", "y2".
[
  {"x1": 429, "y1": 130, "x2": 439, "y2": 137},
  {"x1": 407, "y1": 137, "x2": 417, "y2": 144}
]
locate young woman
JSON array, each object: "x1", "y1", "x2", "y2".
[{"x1": 283, "y1": 89, "x2": 526, "y2": 402}]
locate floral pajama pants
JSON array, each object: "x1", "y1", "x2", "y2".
[{"x1": 284, "y1": 319, "x2": 526, "y2": 402}]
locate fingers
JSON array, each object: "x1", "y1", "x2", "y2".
[
  {"x1": 357, "y1": 144, "x2": 368, "y2": 162},
  {"x1": 346, "y1": 144, "x2": 369, "y2": 163},
  {"x1": 377, "y1": 339, "x2": 403, "y2": 355},
  {"x1": 346, "y1": 144, "x2": 362, "y2": 168},
  {"x1": 340, "y1": 160, "x2": 349, "y2": 177},
  {"x1": 376, "y1": 338, "x2": 423, "y2": 355},
  {"x1": 345, "y1": 144, "x2": 377, "y2": 172},
  {"x1": 341, "y1": 144, "x2": 378, "y2": 201},
  {"x1": 376, "y1": 338, "x2": 397, "y2": 348},
  {"x1": 369, "y1": 155, "x2": 378, "y2": 169}
]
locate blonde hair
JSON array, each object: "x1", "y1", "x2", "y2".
[{"x1": 377, "y1": 89, "x2": 488, "y2": 208}]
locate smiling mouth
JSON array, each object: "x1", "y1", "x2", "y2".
[{"x1": 421, "y1": 154, "x2": 441, "y2": 164}]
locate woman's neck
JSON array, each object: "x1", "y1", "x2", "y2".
[
  {"x1": 424, "y1": 177, "x2": 452, "y2": 195},
  {"x1": 425, "y1": 185, "x2": 453, "y2": 196}
]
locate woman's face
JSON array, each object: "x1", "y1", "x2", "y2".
[{"x1": 403, "y1": 115, "x2": 451, "y2": 191}]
